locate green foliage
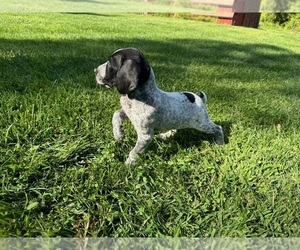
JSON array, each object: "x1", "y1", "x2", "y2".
[
  {"x1": 261, "y1": 13, "x2": 291, "y2": 25},
  {"x1": 260, "y1": 0, "x2": 300, "y2": 30},
  {"x1": 261, "y1": 13, "x2": 300, "y2": 31},
  {"x1": 1, "y1": 13, "x2": 300, "y2": 237},
  {"x1": 150, "y1": 12, "x2": 216, "y2": 22},
  {"x1": 284, "y1": 14, "x2": 300, "y2": 32}
]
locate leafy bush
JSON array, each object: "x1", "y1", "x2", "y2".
[
  {"x1": 261, "y1": 13, "x2": 290, "y2": 25},
  {"x1": 284, "y1": 14, "x2": 300, "y2": 31},
  {"x1": 261, "y1": 13, "x2": 300, "y2": 31}
]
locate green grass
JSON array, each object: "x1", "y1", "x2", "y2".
[{"x1": 0, "y1": 13, "x2": 300, "y2": 237}]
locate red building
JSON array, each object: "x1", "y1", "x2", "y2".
[{"x1": 192, "y1": 0, "x2": 262, "y2": 28}]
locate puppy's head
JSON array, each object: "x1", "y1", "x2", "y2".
[{"x1": 94, "y1": 48, "x2": 150, "y2": 94}]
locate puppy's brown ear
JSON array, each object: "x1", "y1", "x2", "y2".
[{"x1": 116, "y1": 58, "x2": 150, "y2": 95}]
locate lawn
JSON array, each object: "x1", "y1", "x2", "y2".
[{"x1": 0, "y1": 13, "x2": 300, "y2": 237}]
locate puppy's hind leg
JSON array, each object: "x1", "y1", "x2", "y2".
[
  {"x1": 112, "y1": 109, "x2": 127, "y2": 141},
  {"x1": 194, "y1": 119, "x2": 224, "y2": 145},
  {"x1": 211, "y1": 124, "x2": 224, "y2": 145}
]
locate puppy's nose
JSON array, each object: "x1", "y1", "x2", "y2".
[{"x1": 94, "y1": 68, "x2": 97, "y2": 74}]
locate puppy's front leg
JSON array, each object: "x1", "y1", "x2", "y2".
[
  {"x1": 125, "y1": 129, "x2": 154, "y2": 165},
  {"x1": 112, "y1": 109, "x2": 127, "y2": 141}
]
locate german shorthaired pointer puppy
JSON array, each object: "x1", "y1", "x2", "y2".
[{"x1": 94, "y1": 48, "x2": 224, "y2": 165}]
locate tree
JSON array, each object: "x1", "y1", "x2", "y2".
[{"x1": 261, "y1": 0, "x2": 297, "y2": 12}]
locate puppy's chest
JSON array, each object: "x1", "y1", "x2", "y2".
[{"x1": 120, "y1": 97, "x2": 156, "y2": 118}]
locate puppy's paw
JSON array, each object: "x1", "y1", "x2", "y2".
[
  {"x1": 157, "y1": 129, "x2": 177, "y2": 140},
  {"x1": 125, "y1": 157, "x2": 136, "y2": 166},
  {"x1": 214, "y1": 126, "x2": 225, "y2": 145},
  {"x1": 113, "y1": 129, "x2": 125, "y2": 141}
]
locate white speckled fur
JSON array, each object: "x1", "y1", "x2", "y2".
[{"x1": 95, "y1": 49, "x2": 224, "y2": 165}]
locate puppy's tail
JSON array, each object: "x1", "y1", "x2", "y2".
[{"x1": 196, "y1": 91, "x2": 207, "y2": 105}]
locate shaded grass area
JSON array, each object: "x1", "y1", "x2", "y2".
[{"x1": 0, "y1": 13, "x2": 300, "y2": 237}]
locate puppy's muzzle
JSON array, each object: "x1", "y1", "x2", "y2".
[{"x1": 94, "y1": 62, "x2": 111, "y2": 88}]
